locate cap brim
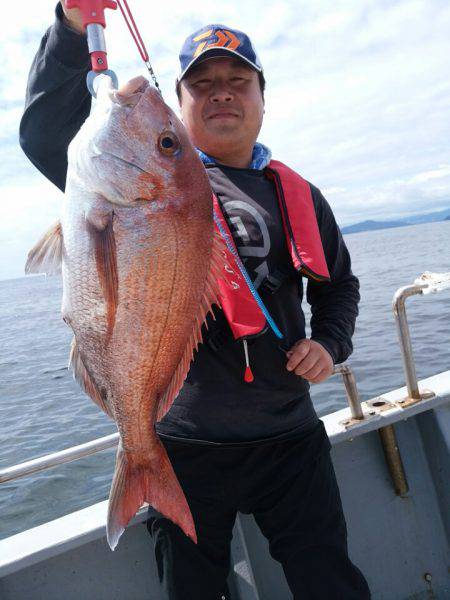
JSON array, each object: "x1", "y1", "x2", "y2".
[{"x1": 178, "y1": 47, "x2": 262, "y2": 82}]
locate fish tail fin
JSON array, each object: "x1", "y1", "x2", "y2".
[
  {"x1": 107, "y1": 440, "x2": 197, "y2": 551},
  {"x1": 25, "y1": 221, "x2": 63, "y2": 275}
]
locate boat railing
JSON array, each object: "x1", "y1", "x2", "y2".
[
  {"x1": 331, "y1": 364, "x2": 363, "y2": 419},
  {"x1": 393, "y1": 270, "x2": 450, "y2": 404},
  {"x1": 0, "y1": 432, "x2": 119, "y2": 484}
]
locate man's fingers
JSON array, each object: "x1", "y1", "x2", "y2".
[
  {"x1": 301, "y1": 364, "x2": 323, "y2": 380},
  {"x1": 61, "y1": 1, "x2": 85, "y2": 34},
  {"x1": 294, "y1": 355, "x2": 317, "y2": 376},
  {"x1": 286, "y1": 338, "x2": 333, "y2": 383},
  {"x1": 286, "y1": 340, "x2": 310, "y2": 371},
  {"x1": 308, "y1": 368, "x2": 327, "y2": 384}
]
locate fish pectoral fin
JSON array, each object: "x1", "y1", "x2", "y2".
[
  {"x1": 69, "y1": 338, "x2": 114, "y2": 419},
  {"x1": 25, "y1": 221, "x2": 63, "y2": 275},
  {"x1": 86, "y1": 211, "x2": 118, "y2": 338},
  {"x1": 107, "y1": 440, "x2": 197, "y2": 551},
  {"x1": 155, "y1": 231, "x2": 226, "y2": 423}
]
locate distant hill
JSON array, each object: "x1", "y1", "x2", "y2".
[
  {"x1": 341, "y1": 208, "x2": 450, "y2": 234},
  {"x1": 402, "y1": 208, "x2": 450, "y2": 224},
  {"x1": 342, "y1": 219, "x2": 408, "y2": 234}
]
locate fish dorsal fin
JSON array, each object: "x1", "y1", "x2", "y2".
[
  {"x1": 86, "y1": 212, "x2": 118, "y2": 338},
  {"x1": 25, "y1": 221, "x2": 63, "y2": 275},
  {"x1": 69, "y1": 337, "x2": 114, "y2": 419},
  {"x1": 155, "y1": 232, "x2": 226, "y2": 423}
]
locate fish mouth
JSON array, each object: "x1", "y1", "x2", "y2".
[{"x1": 111, "y1": 77, "x2": 151, "y2": 107}]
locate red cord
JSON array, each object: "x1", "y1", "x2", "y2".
[{"x1": 116, "y1": 0, "x2": 149, "y2": 63}]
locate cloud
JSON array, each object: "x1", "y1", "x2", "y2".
[
  {"x1": 1, "y1": 0, "x2": 450, "y2": 278},
  {"x1": 409, "y1": 165, "x2": 450, "y2": 185}
]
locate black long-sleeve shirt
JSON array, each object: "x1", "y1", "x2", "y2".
[{"x1": 19, "y1": 3, "x2": 360, "y2": 444}]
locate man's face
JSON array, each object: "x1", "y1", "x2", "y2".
[{"x1": 178, "y1": 56, "x2": 264, "y2": 160}]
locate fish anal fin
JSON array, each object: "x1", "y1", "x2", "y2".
[
  {"x1": 69, "y1": 338, "x2": 114, "y2": 419},
  {"x1": 86, "y1": 212, "x2": 118, "y2": 337},
  {"x1": 25, "y1": 221, "x2": 63, "y2": 275},
  {"x1": 107, "y1": 440, "x2": 197, "y2": 550},
  {"x1": 155, "y1": 232, "x2": 225, "y2": 423}
]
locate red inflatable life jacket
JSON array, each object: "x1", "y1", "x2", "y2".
[{"x1": 213, "y1": 159, "x2": 330, "y2": 341}]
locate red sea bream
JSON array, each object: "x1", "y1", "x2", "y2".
[{"x1": 26, "y1": 75, "x2": 227, "y2": 550}]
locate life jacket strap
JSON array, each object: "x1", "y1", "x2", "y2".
[{"x1": 259, "y1": 264, "x2": 296, "y2": 295}]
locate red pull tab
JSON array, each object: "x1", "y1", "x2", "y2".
[
  {"x1": 244, "y1": 366, "x2": 254, "y2": 383},
  {"x1": 242, "y1": 339, "x2": 254, "y2": 383}
]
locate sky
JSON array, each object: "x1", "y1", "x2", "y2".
[{"x1": 1, "y1": 0, "x2": 450, "y2": 280}]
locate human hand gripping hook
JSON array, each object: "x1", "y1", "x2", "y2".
[{"x1": 65, "y1": 0, "x2": 119, "y2": 96}]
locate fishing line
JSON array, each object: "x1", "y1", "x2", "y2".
[{"x1": 116, "y1": 0, "x2": 162, "y2": 94}]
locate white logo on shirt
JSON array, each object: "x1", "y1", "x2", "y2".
[{"x1": 223, "y1": 200, "x2": 270, "y2": 289}]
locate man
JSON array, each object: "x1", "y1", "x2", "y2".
[{"x1": 20, "y1": 3, "x2": 371, "y2": 599}]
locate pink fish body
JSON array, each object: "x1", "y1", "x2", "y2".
[{"x1": 26, "y1": 75, "x2": 226, "y2": 550}]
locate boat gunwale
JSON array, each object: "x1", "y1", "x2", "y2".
[{"x1": 1, "y1": 369, "x2": 449, "y2": 579}]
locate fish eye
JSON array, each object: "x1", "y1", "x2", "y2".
[{"x1": 158, "y1": 131, "x2": 180, "y2": 156}]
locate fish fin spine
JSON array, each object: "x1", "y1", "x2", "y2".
[
  {"x1": 69, "y1": 337, "x2": 114, "y2": 419},
  {"x1": 155, "y1": 232, "x2": 225, "y2": 422},
  {"x1": 107, "y1": 440, "x2": 197, "y2": 550},
  {"x1": 25, "y1": 221, "x2": 63, "y2": 275}
]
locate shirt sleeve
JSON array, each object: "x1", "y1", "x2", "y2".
[
  {"x1": 19, "y1": 2, "x2": 91, "y2": 192},
  {"x1": 305, "y1": 184, "x2": 361, "y2": 364}
]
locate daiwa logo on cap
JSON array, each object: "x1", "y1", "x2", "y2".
[
  {"x1": 178, "y1": 24, "x2": 263, "y2": 81},
  {"x1": 192, "y1": 29, "x2": 241, "y2": 58}
]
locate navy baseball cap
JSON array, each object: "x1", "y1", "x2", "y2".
[{"x1": 178, "y1": 24, "x2": 263, "y2": 82}]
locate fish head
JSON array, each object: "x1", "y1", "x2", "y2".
[{"x1": 69, "y1": 75, "x2": 210, "y2": 209}]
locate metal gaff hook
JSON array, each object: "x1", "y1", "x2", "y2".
[{"x1": 65, "y1": 0, "x2": 119, "y2": 97}]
